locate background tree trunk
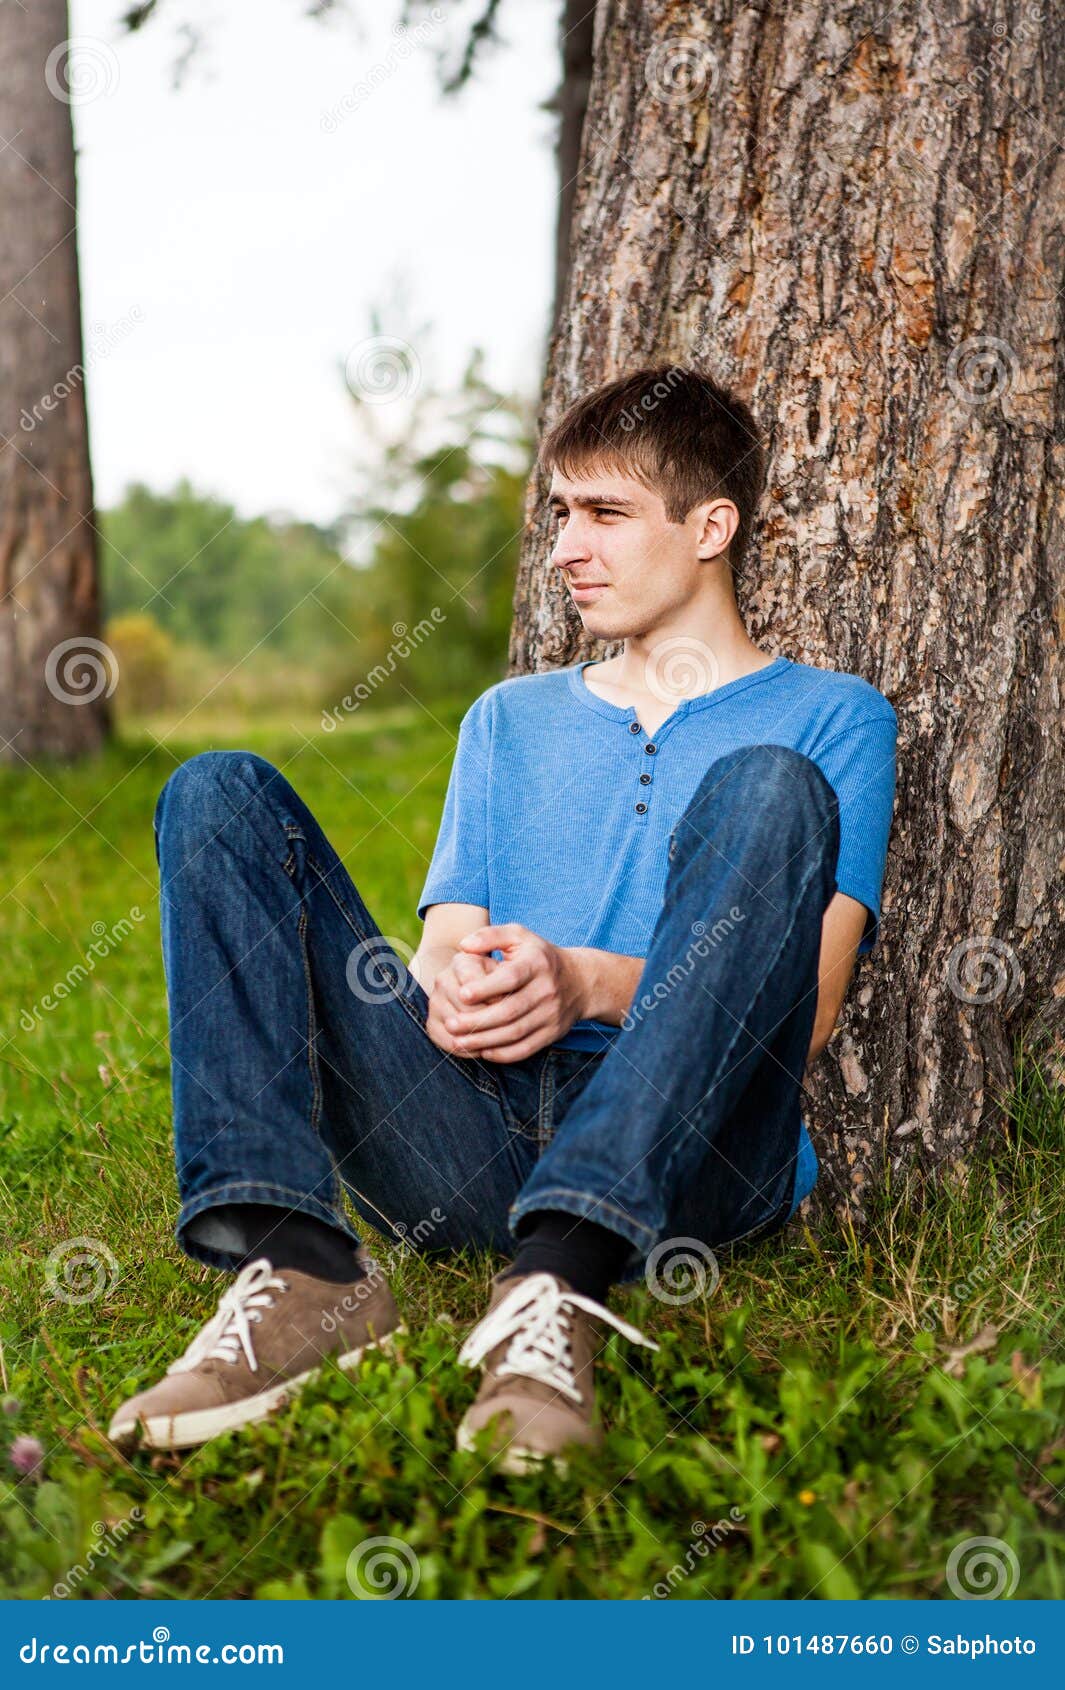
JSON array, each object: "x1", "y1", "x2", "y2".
[
  {"x1": 550, "y1": 0, "x2": 597, "y2": 335},
  {"x1": 0, "y1": 0, "x2": 110, "y2": 762},
  {"x1": 509, "y1": 0, "x2": 1065, "y2": 1211}
]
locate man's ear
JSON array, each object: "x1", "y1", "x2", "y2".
[{"x1": 692, "y1": 496, "x2": 739, "y2": 562}]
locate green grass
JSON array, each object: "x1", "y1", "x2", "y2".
[{"x1": 1, "y1": 710, "x2": 1063, "y2": 1599}]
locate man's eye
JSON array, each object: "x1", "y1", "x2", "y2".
[{"x1": 596, "y1": 507, "x2": 622, "y2": 518}]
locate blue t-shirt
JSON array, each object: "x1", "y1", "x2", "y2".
[{"x1": 417, "y1": 654, "x2": 898, "y2": 1212}]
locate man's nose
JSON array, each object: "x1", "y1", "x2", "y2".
[{"x1": 551, "y1": 519, "x2": 591, "y2": 569}]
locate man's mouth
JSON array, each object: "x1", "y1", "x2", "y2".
[{"x1": 570, "y1": 583, "x2": 608, "y2": 599}]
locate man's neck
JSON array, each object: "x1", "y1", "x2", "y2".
[{"x1": 604, "y1": 625, "x2": 774, "y2": 700}]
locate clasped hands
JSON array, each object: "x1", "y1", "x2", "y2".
[{"x1": 425, "y1": 923, "x2": 586, "y2": 1063}]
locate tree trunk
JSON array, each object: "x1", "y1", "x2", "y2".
[
  {"x1": 550, "y1": 0, "x2": 597, "y2": 335},
  {"x1": 509, "y1": 0, "x2": 1065, "y2": 1211},
  {"x1": 0, "y1": 0, "x2": 110, "y2": 762}
]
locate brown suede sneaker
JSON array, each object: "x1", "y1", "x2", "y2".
[
  {"x1": 108, "y1": 1251, "x2": 401, "y2": 1451},
  {"x1": 456, "y1": 1270, "x2": 657, "y2": 1475}
]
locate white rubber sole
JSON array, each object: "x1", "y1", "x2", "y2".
[
  {"x1": 110, "y1": 1327, "x2": 404, "y2": 1452},
  {"x1": 455, "y1": 1418, "x2": 568, "y2": 1477}
]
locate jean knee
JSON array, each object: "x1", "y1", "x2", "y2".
[
  {"x1": 708, "y1": 743, "x2": 837, "y2": 821},
  {"x1": 154, "y1": 750, "x2": 281, "y2": 857},
  {"x1": 675, "y1": 743, "x2": 839, "y2": 869}
]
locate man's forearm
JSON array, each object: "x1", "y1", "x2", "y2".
[
  {"x1": 572, "y1": 945, "x2": 831, "y2": 1067},
  {"x1": 408, "y1": 943, "x2": 458, "y2": 996},
  {"x1": 567, "y1": 947, "x2": 646, "y2": 1026}
]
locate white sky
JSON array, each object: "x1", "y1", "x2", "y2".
[{"x1": 68, "y1": 0, "x2": 558, "y2": 523}]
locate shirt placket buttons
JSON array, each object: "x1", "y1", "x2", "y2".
[{"x1": 635, "y1": 734, "x2": 656, "y2": 813}]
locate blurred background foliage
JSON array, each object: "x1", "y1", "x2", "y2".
[{"x1": 100, "y1": 352, "x2": 532, "y2": 726}]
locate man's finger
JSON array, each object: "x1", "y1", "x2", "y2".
[
  {"x1": 447, "y1": 986, "x2": 538, "y2": 1034},
  {"x1": 458, "y1": 923, "x2": 527, "y2": 953},
  {"x1": 451, "y1": 951, "x2": 491, "y2": 983},
  {"x1": 447, "y1": 954, "x2": 495, "y2": 1003},
  {"x1": 457, "y1": 959, "x2": 532, "y2": 1003},
  {"x1": 452, "y1": 1006, "x2": 548, "y2": 1055}
]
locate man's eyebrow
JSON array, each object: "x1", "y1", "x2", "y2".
[{"x1": 547, "y1": 491, "x2": 639, "y2": 511}]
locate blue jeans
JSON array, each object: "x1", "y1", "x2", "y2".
[{"x1": 155, "y1": 744, "x2": 839, "y2": 1279}]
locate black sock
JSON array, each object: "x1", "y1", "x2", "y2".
[
  {"x1": 506, "y1": 1209, "x2": 632, "y2": 1306},
  {"x1": 208, "y1": 1203, "x2": 365, "y2": 1284}
]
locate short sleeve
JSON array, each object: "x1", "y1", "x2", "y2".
[
  {"x1": 812, "y1": 711, "x2": 898, "y2": 956},
  {"x1": 416, "y1": 692, "x2": 493, "y2": 920}
]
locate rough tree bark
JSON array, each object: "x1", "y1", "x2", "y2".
[
  {"x1": 0, "y1": 0, "x2": 110, "y2": 762},
  {"x1": 509, "y1": 0, "x2": 1065, "y2": 1210}
]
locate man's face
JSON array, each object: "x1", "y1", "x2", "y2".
[{"x1": 547, "y1": 463, "x2": 722, "y2": 641}]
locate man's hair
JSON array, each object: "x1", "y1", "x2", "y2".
[{"x1": 539, "y1": 364, "x2": 766, "y2": 570}]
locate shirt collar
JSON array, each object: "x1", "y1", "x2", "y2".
[{"x1": 566, "y1": 656, "x2": 792, "y2": 731}]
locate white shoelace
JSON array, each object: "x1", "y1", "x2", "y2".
[
  {"x1": 457, "y1": 1271, "x2": 658, "y2": 1406},
  {"x1": 166, "y1": 1259, "x2": 289, "y2": 1377}
]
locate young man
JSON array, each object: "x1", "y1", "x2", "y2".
[{"x1": 109, "y1": 366, "x2": 897, "y2": 1473}]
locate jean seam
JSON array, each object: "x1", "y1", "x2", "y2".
[
  {"x1": 295, "y1": 899, "x2": 348, "y2": 1219},
  {"x1": 510, "y1": 1115, "x2": 545, "y2": 1145},
  {"x1": 719, "y1": 1194, "x2": 795, "y2": 1250},
  {"x1": 178, "y1": 1181, "x2": 358, "y2": 1238},
  {"x1": 657, "y1": 846, "x2": 829, "y2": 1210},
  {"x1": 304, "y1": 851, "x2": 504, "y2": 1107},
  {"x1": 537, "y1": 1052, "x2": 556, "y2": 1152},
  {"x1": 296, "y1": 907, "x2": 323, "y2": 1138},
  {"x1": 282, "y1": 844, "x2": 347, "y2": 1219}
]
